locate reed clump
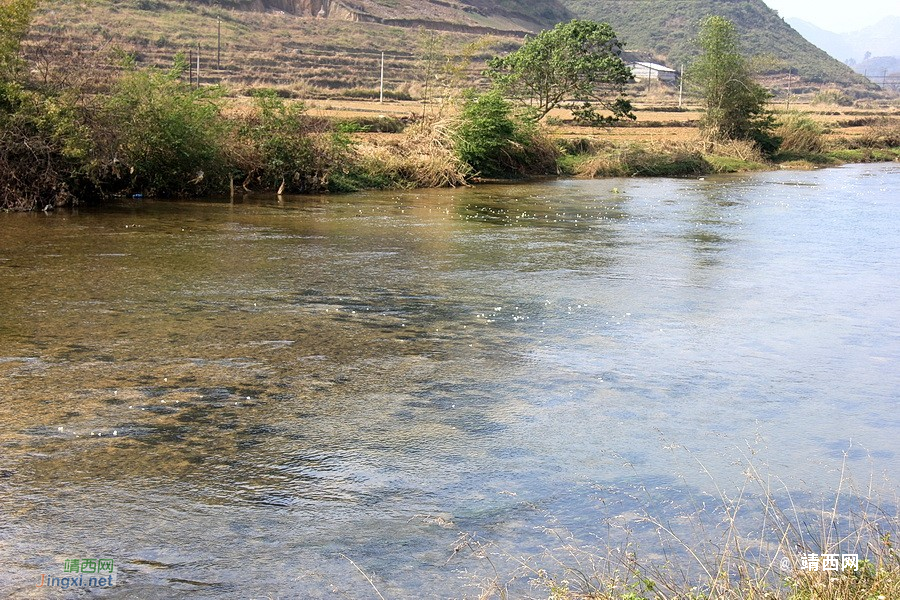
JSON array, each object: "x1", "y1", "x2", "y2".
[
  {"x1": 855, "y1": 117, "x2": 900, "y2": 150},
  {"x1": 575, "y1": 141, "x2": 711, "y2": 178},
  {"x1": 354, "y1": 118, "x2": 469, "y2": 189},
  {"x1": 775, "y1": 112, "x2": 827, "y2": 154}
]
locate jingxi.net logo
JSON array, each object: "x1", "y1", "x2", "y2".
[{"x1": 37, "y1": 558, "x2": 117, "y2": 589}]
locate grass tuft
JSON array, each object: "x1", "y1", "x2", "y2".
[
  {"x1": 574, "y1": 141, "x2": 711, "y2": 178},
  {"x1": 460, "y1": 450, "x2": 900, "y2": 600}
]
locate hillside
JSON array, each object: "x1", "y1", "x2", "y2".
[
  {"x1": 27, "y1": 0, "x2": 517, "y2": 98},
  {"x1": 188, "y1": 0, "x2": 570, "y2": 33},
  {"x1": 26, "y1": 0, "x2": 869, "y2": 98},
  {"x1": 216, "y1": 0, "x2": 867, "y2": 85}
]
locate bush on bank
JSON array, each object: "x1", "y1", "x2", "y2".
[
  {"x1": 100, "y1": 55, "x2": 230, "y2": 197},
  {"x1": 1, "y1": 60, "x2": 564, "y2": 210},
  {"x1": 232, "y1": 90, "x2": 352, "y2": 194},
  {"x1": 453, "y1": 89, "x2": 559, "y2": 179}
]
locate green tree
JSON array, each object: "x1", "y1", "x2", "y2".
[
  {"x1": 486, "y1": 19, "x2": 634, "y2": 124},
  {"x1": 689, "y1": 16, "x2": 777, "y2": 151},
  {"x1": 0, "y1": 0, "x2": 35, "y2": 74}
]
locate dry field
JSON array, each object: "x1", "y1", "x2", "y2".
[{"x1": 276, "y1": 98, "x2": 898, "y2": 148}]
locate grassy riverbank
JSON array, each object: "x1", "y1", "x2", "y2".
[
  {"x1": 2, "y1": 77, "x2": 898, "y2": 212},
  {"x1": 554, "y1": 110, "x2": 900, "y2": 179},
  {"x1": 3, "y1": 0, "x2": 898, "y2": 211}
]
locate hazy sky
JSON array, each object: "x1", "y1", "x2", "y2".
[{"x1": 763, "y1": 0, "x2": 899, "y2": 32}]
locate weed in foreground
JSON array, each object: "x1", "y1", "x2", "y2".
[{"x1": 453, "y1": 445, "x2": 899, "y2": 600}]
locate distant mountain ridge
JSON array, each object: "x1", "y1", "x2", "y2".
[{"x1": 786, "y1": 16, "x2": 900, "y2": 65}]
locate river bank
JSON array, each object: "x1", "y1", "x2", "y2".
[
  {"x1": 3, "y1": 0, "x2": 898, "y2": 211},
  {"x1": 2, "y1": 67, "x2": 898, "y2": 212}
]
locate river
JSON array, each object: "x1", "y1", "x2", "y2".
[{"x1": 1, "y1": 164, "x2": 898, "y2": 598}]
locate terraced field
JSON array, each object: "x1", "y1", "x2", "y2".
[{"x1": 27, "y1": 0, "x2": 515, "y2": 97}]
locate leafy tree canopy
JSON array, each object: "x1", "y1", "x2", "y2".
[
  {"x1": 486, "y1": 19, "x2": 634, "y2": 125},
  {"x1": 0, "y1": 0, "x2": 35, "y2": 69}
]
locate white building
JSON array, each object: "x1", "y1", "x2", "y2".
[{"x1": 628, "y1": 61, "x2": 678, "y2": 82}]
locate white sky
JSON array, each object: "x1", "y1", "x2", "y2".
[{"x1": 762, "y1": 0, "x2": 899, "y2": 32}]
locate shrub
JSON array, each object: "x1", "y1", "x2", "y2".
[
  {"x1": 333, "y1": 115, "x2": 406, "y2": 134},
  {"x1": 0, "y1": 90, "x2": 90, "y2": 210},
  {"x1": 813, "y1": 89, "x2": 855, "y2": 107},
  {"x1": 0, "y1": 0, "x2": 37, "y2": 83},
  {"x1": 453, "y1": 89, "x2": 558, "y2": 178},
  {"x1": 338, "y1": 87, "x2": 414, "y2": 101},
  {"x1": 101, "y1": 55, "x2": 229, "y2": 196},
  {"x1": 776, "y1": 112, "x2": 826, "y2": 154},
  {"x1": 232, "y1": 90, "x2": 356, "y2": 193}
]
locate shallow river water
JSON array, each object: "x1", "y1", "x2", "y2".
[{"x1": 0, "y1": 164, "x2": 898, "y2": 598}]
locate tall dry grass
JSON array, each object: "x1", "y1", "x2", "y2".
[
  {"x1": 855, "y1": 117, "x2": 900, "y2": 150},
  {"x1": 575, "y1": 140, "x2": 710, "y2": 178},
  {"x1": 776, "y1": 113, "x2": 827, "y2": 154},
  {"x1": 355, "y1": 118, "x2": 470, "y2": 189}
]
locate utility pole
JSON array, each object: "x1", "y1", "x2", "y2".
[
  {"x1": 786, "y1": 69, "x2": 792, "y2": 110},
  {"x1": 379, "y1": 51, "x2": 384, "y2": 103},
  {"x1": 197, "y1": 42, "x2": 201, "y2": 87},
  {"x1": 189, "y1": 47, "x2": 193, "y2": 86},
  {"x1": 678, "y1": 64, "x2": 684, "y2": 108},
  {"x1": 217, "y1": 16, "x2": 221, "y2": 70},
  {"x1": 423, "y1": 32, "x2": 435, "y2": 118}
]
